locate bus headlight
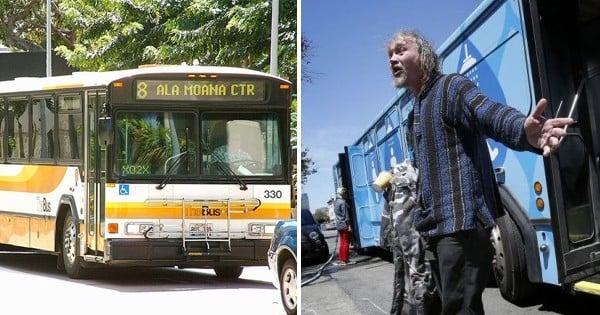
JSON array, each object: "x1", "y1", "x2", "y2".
[{"x1": 125, "y1": 222, "x2": 154, "y2": 235}]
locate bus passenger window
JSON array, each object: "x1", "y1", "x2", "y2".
[
  {"x1": 58, "y1": 94, "x2": 83, "y2": 160},
  {"x1": 32, "y1": 96, "x2": 55, "y2": 160},
  {"x1": 7, "y1": 98, "x2": 29, "y2": 160}
]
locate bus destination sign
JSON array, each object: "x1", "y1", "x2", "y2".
[{"x1": 135, "y1": 79, "x2": 267, "y2": 101}]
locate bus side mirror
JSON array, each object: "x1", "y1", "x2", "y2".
[{"x1": 98, "y1": 116, "x2": 114, "y2": 145}]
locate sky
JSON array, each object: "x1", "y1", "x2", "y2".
[{"x1": 300, "y1": 0, "x2": 483, "y2": 211}]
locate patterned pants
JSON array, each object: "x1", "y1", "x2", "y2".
[{"x1": 388, "y1": 189, "x2": 439, "y2": 315}]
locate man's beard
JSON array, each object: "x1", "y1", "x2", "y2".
[{"x1": 393, "y1": 73, "x2": 407, "y2": 88}]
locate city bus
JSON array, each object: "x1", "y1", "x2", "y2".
[
  {"x1": 0, "y1": 64, "x2": 294, "y2": 279},
  {"x1": 334, "y1": 0, "x2": 600, "y2": 303}
]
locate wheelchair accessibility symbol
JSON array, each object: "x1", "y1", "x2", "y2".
[{"x1": 119, "y1": 184, "x2": 130, "y2": 195}]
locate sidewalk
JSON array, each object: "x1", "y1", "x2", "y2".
[{"x1": 300, "y1": 230, "x2": 393, "y2": 314}]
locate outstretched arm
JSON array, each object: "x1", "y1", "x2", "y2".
[{"x1": 524, "y1": 98, "x2": 576, "y2": 157}]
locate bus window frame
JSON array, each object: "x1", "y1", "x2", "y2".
[
  {"x1": 6, "y1": 96, "x2": 31, "y2": 163},
  {"x1": 56, "y1": 92, "x2": 84, "y2": 163}
]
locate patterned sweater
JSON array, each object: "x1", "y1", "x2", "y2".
[{"x1": 409, "y1": 73, "x2": 538, "y2": 237}]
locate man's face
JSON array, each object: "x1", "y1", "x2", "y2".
[{"x1": 388, "y1": 36, "x2": 422, "y2": 93}]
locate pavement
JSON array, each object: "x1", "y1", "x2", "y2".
[
  {"x1": 300, "y1": 230, "x2": 394, "y2": 315},
  {"x1": 300, "y1": 231, "x2": 600, "y2": 315}
]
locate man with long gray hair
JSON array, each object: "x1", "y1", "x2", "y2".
[{"x1": 386, "y1": 30, "x2": 574, "y2": 314}]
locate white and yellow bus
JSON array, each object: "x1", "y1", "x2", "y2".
[{"x1": 0, "y1": 64, "x2": 294, "y2": 279}]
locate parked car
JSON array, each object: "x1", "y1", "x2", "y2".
[
  {"x1": 300, "y1": 209, "x2": 330, "y2": 266},
  {"x1": 267, "y1": 219, "x2": 297, "y2": 315}
]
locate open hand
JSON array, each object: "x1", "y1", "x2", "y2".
[{"x1": 524, "y1": 98, "x2": 576, "y2": 157}]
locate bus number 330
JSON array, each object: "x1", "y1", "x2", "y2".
[{"x1": 264, "y1": 190, "x2": 283, "y2": 199}]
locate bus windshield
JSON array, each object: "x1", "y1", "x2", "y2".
[
  {"x1": 114, "y1": 110, "x2": 283, "y2": 177},
  {"x1": 115, "y1": 111, "x2": 198, "y2": 177},
  {"x1": 203, "y1": 113, "x2": 283, "y2": 177}
]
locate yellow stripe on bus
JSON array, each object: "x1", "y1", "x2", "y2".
[
  {"x1": 43, "y1": 83, "x2": 85, "y2": 90},
  {"x1": 105, "y1": 202, "x2": 291, "y2": 220},
  {"x1": 0, "y1": 165, "x2": 68, "y2": 193}
]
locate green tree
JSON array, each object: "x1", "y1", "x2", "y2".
[
  {"x1": 53, "y1": 0, "x2": 296, "y2": 83},
  {"x1": 0, "y1": 1, "x2": 296, "y2": 83},
  {"x1": 291, "y1": 97, "x2": 298, "y2": 208},
  {"x1": 313, "y1": 207, "x2": 329, "y2": 224},
  {"x1": 291, "y1": 98, "x2": 297, "y2": 148},
  {"x1": 0, "y1": 0, "x2": 73, "y2": 52},
  {"x1": 301, "y1": 35, "x2": 318, "y2": 84},
  {"x1": 299, "y1": 35, "x2": 318, "y2": 185},
  {"x1": 301, "y1": 147, "x2": 317, "y2": 185}
]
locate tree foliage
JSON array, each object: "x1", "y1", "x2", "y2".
[
  {"x1": 291, "y1": 97, "x2": 298, "y2": 206},
  {"x1": 55, "y1": 0, "x2": 296, "y2": 81},
  {"x1": 1, "y1": 0, "x2": 296, "y2": 83},
  {"x1": 291, "y1": 98, "x2": 297, "y2": 148},
  {"x1": 313, "y1": 207, "x2": 329, "y2": 224},
  {"x1": 301, "y1": 35, "x2": 317, "y2": 84},
  {"x1": 299, "y1": 34, "x2": 318, "y2": 185},
  {"x1": 0, "y1": 0, "x2": 73, "y2": 52},
  {"x1": 301, "y1": 147, "x2": 317, "y2": 185}
]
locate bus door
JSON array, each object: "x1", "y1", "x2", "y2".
[
  {"x1": 342, "y1": 145, "x2": 382, "y2": 249},
  {"x1": 534, "y1": 0, "x2": 600, "y2": 290},
  {"x1": 86, "y1": 91, "x2": 106, "y2": 254}
]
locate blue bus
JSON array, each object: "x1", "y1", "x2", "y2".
[{"x1": 333, "y1": 0, "x2": 600, "y2": 303}]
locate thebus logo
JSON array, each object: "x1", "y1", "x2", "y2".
[
  {"x1": 458, "y1": 40, "x2": 508, "y2": 167},
  {"x1": 186, "y1": 206, "x2": 222, "y2": 216}
]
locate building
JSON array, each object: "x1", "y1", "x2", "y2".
[{"x1": 0, "y1": 50, "x2": 76, "y2": 81}]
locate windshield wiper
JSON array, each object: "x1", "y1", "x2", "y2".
[
  {"x1": 156, "y1": 151, "x2": 189, "y2": 190},
  {"x1": 201, "y1": 140, "x2": 247, "y2": 191},
  {"x1": 214, "y1": 159, "x2": 248, "y2": 191}
]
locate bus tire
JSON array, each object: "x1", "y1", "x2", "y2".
[
  {"x1": 62, "y1": 211, "x2": 88, "y2": 279},
  {"x1": 491, "y1": 214, "x2": 536, "y2": 305},
  {"x1": 279, "y1": 258, "x2": 297, "y2": 315},
  {"x1": 214, "y1": 266, "x2": 243, "y2": 279}
]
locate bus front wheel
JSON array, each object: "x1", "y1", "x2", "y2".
[
  {"x1": 61, "y1": 212, "x2": 88, "y2": 279},
  {"x1": 491, "y1": 214, "x2": 536, "y2": 305}
]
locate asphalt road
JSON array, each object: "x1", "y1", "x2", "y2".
[
  {"x1": 300, "y1": 230, "x2": 600, "y2": 315},
  {"x1": 0, "y1": 247, "x2": 285, "y2": 315}
]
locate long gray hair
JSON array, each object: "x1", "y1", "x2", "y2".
[{"x1": 389, "y1": 30, "x2": 441, "y2": 94}]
